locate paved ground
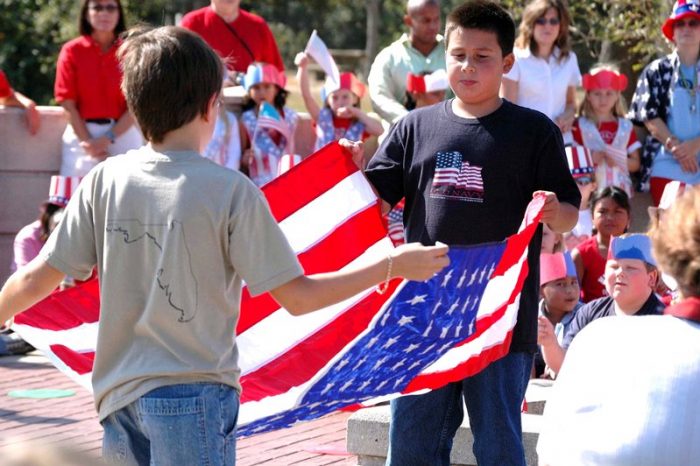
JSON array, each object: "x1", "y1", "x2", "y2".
[{"x1": 0, "y1": 351, "x2": 357, "y2": 465}]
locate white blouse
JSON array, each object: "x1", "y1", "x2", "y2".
[{"x1": 504, "y1": 46, "x2": 581, "y2": 121}]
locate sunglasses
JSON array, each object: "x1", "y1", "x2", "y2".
[
  {"x1": 535, "y1": 17, "x2": 560, "y2": 26},
  {"x1": 675, "y1": 19, "x2": 700, "y2": 29},
  {"x1": 576, "y1": 176, "x2": 594, "y2": 186},
  {"x1": 89, "y1": 4, "x2": 119, "y2": 13}
]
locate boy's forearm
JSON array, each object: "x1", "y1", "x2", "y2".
[
  {"x1": 541, "y1": 340, "x2": 566, "y2": 376},
  {"x1": 0, "y1": 259, "x2": 65, "y2": 325},
  {"x1": 547, "y1": 202, "x2": 578, "y2": 233}
]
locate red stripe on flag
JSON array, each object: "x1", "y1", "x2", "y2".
[
  {"x1": 49, "y1": 345, "x2": 95, "y2": 375},
  {"x1": 15, "y1": 279, "x2": 100, "y2": 330},
  {"x1": 237, "y1": 204, "x2": 387, "y2": 333},
  {"x1": 239, "y1": 279, "x2": 402, "y2": 402},
  {"x1": 262, "y1": 143, "x2": 360, "y2": 223}
]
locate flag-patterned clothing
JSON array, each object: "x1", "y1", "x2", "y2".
[{"x1": 314, "y1": 107, "x2": 366, "y2": 151}]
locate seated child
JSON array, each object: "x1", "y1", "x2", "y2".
[
  {"x1": 562, "y1": 145, "x2": 597, "y2": 250},
  {"x1": 404, "y1": 69, "x2": 449, "y2": 111},
  {"x1": 240, "y1": 62, "x2": 298, "y2": 185},
  {"x1": 535, "y1": 252, "x2": 582, "y2": 378},
  {"x1": 0, "y1": 26, "x2": 449, "y2": 464},
  {"x1": 544, "y1": 233, "x2": 664, "y2": 375},
  {"x1": 572, "y1": 186, "x2": 631, "y2": 302},
  {"x1": 295, "y1": 52, "x2": 383, "y2": 151}
]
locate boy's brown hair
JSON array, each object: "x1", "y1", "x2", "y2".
[
  {"x1": 445, "y1": 0, "x2": 515, "y2": 56},
  {"x1": 118, "y1": 26, "x2": 223, "y2": 143},
  {"x1": 650, "y1": 186, "x2": 700, "y2": 298}
]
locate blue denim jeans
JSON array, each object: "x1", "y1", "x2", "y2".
[
  {"x1": 101, "y1": 383, "x2": 239, "y2": 466},
  {"x1": 386, "y1": 351, "x2": 533, "y2": 466}
]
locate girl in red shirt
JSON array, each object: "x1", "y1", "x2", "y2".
[
  {"x1": 54, "y1": 0, "x2": 142, "y2": 176},
  {"x1": 572, "y1": 186, "x2": 631, "y2": 302}
]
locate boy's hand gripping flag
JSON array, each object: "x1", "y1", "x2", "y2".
[
  {"x1": 304, "y1": 30, "x2": 340, "y2": 88},
  {"x1": 12, "y1": 143, "x2": 544, "y2": 437}
]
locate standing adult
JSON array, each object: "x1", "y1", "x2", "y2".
[
  {"x1": 181, "y1": 0, "x2": 284, "y2": 75},
  {"x1": 54, "y1": 0, "x2": 142, "y2": 177},
  {"x1": 368, "y1": 0, "x2": 445, "y2": 124},
  {"x1": 628, "y1": 0, "x2": 700, "y2": 206},
  {"x1": 501, "y1": 0, "x2": 581, "y2": 144}
]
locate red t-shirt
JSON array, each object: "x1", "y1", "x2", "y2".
[
  {"x1": 181, "y1": 7, "x2": 284, "y2": 73},
  {"x1": 54, "y1": 35, "x2": 127, "y2": 120},
  {"x1": 571, "y1": 119, "x2": 640, "y2": 153},
  {"x1": 0, "y1": 70, "x2": 13, "y2": 98},
  {"x1": 575, "y1": 236, "x2": 608, "y2": 303}
]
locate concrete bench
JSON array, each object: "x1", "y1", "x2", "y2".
[{"x1": 346, "y1": 379, "x2": 554, "y2": 466}]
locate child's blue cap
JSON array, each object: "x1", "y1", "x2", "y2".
[{"x1": 609, "y1": 234, "x2": 657, "y2": 267}]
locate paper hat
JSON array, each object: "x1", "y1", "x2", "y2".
[
  {"x1": 609, "y1": 234, "x2": 657, "y2": 267},
  {"x1": 406, "y1": 69, "x2": 449, "y2": 93},
  {"x1": 565, "y1": 146, "x2": 595, "y2": 177},
  {"x1": 243, "y1": 63, "x2": 286, "y2": 91},
  {"x1": 321, "y1": 72, "x2": 366, "y2": 102},
  {"x1": 48, "y1": 175, "x2": 81, "y2": 207},
  {"x1": 658, "y1": 180, "x2": 688, "y2": 210},
  {"x1": 582, "y1": 69, "x2": 628, "y2": 91},
  {"x1": 662, "y1": 0, "x2": 700, "y2": 41},
  {"x1": 540, "y1": 252, "x2": 578, "y2": 286}
]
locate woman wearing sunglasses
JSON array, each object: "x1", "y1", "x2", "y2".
[
  {"x1": 628, "y1": 0, "x2": 700, "y2": 207},
  {"x1": 54, "y1": 0, "x2": 142, "y2": 177},
  {"x1": 501, "y1": 0, "x2": 581, "y2": 144}
]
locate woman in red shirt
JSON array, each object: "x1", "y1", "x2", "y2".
[{"x1": 54, "y1": 0, "x2": 142, "y2": 176}]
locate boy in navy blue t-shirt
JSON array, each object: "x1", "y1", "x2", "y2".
[{"x1": 344, "y1": 1, "x2": 581, "y2": 464}]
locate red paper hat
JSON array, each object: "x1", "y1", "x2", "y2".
[
  {"x1": 658, "y1": 180, "x2": 688, "y2": 210},
  {"x1": 582, "y1": 69, "x2": 628, "y2": 91},
  {"x1": 322, "y1": 72, "x2": 366, "y2": 101},
  {"x1": 540, "y1": 252, "x2": 577, "y2": 286},
  {"x1": 662, "y1": 0, "x2": 700, "y2": 41},
  {"x1": 565, "y1": 146, "x2": 595, "y2": 177},
  {"x1": 48, "y1": 175, "x2": 81, "y2": 207},
  {"x1": 243, "y1": 63, "x2": 286, "y2": 91},
  {"x1": 406, "y1": 69, "x2": 449, "y2": 93}
]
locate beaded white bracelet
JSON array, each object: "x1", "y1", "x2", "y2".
[{"x1": 376, "y1": 253, "x2": 394, "y2": 295}]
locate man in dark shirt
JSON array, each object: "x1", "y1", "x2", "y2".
[{"x1": 541, "y1": 234, "x2": 664, "y2": 375}]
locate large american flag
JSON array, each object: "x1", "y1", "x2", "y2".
[{"x1": 11, "y1": 143, "x2": 543, "y2": 437}]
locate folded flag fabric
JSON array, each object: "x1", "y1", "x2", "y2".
[{"x1": 12, "y1": 142, "x2": 544, "y2": 437}]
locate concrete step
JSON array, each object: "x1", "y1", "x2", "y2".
[{"x1": 346, "y1": 379, "x2": 554, "y2": 466}]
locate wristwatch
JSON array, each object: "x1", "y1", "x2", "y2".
[{"x1": 104, "y1": 129, "x2": 116, "y2": 144}]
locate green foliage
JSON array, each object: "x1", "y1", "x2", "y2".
[{"x1": 0, "y1": 0, "x2": 678, "y2": 105}]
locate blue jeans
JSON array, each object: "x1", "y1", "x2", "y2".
[
  {"x1": 386, "y1": 351, "x2": 533, "y2": 466},
  {"x1": 101, "y1": 383, "x2": 239, "y2": 466}
]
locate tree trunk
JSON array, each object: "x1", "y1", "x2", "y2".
[{"x1": 364, "y1": 0, "x2": 380, "y2": 79}]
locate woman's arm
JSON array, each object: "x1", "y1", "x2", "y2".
[
  {"x1": 555, "y1": 86, "x2": 577, "y2": 134},
  {"x1": 294, "y1": 52, "x2": 321, "y2": 120},
  {"x1": 111, "y1": 111, "x2": 135, "y2": 138},
  {"x1": 500, "y1": 77, "x2": 518, "y2": 102},
  {"x1": 646, "y1": 117, "x2": 699, "y2": 173}
]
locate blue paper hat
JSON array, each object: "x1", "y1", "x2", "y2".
[{"x1": 609, "y1": 234, "x2": 657, "y2": 267}]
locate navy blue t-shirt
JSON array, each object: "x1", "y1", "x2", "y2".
[
  {"x1": 561, "y1": 293, "x2": 664, "y2": 350},
  {"x1": 365, "y1": 99, "x2": 581, "y2": 353}
]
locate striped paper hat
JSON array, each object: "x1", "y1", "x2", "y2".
[
  {"x1": 406, "y1": 69, "x2": 449, "y2": 93},
  {"x1": 658, "y1": 180, "x2": 688, "y2": 210},
  {"x1": 565, "y1": 146, "x2": 595, "y2": 178},
  {"x1": 48, "y1": 175, "x2": 81, "y2": 207},
  {"x1": 321, "y1": 72, "x2": 366, "y2": 102},
  {"x1": 540, "y1": 252, "x2": 577, "y2": 286},
  {"x1": 609, "y1": 234, "x2": 657, "y2": 267},
  {"x1": 243, "y1": 63, "x2": 286, "y2": 91}
]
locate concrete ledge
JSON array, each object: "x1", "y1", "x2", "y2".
[{"x1": 347, "y1": 379, "x2": 554, "y2": 466}]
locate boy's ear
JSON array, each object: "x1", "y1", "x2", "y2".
[
  {"x1": 403, "y1": 14, "x2": 412, "y2": 28},
  {"x1": 204, "y1": 94, "x2": 219, "y2": 123},
  {"x1": 502, "y1": 53, "x2": 515, "y2": 74}
]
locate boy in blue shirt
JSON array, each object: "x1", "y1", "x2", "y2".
[{"x1": 345, "y1": 1, "x2": 580, "y2": 464}]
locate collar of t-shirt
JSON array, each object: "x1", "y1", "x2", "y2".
[{"x1": 614, "y1": 292, "x2": 663, "y2": 316}]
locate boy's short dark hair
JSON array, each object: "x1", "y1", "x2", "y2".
[
  {"x1": 118, "y1": 26, "x2": 223, "y2": 143},
  {"x1": 445, "y1": 0, "x2": 515, "y2": 56}
]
